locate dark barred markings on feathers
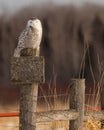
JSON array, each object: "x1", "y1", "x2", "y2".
[{"x1": 14, "y1": 18, "x2": 42, "y2": 57}]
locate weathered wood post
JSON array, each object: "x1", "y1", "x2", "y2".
[
  {"x1": 11, "y1": 48, "x2": 45, "y2": 130},
  {"x1": 101, "y1": 84, "x2": 104, "y2": 128},
  {"x1": 101, "y1": 85, "x2": 104, "y2": 110},
  {"x1": 69, "y1": 79, "x2": 85, "y2": 130}
]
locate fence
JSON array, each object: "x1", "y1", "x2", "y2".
[
  {"x1": 10, "y1": 48, "x2": 104, "y2": 130},
  {"x1": 0, "y1": 93, "x2": 104, "y2": 129}
]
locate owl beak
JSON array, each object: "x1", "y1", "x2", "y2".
[
  {"x1": 30, "y1": 25, "x2": 34, "y2": 30},
  {"x1": 30, "y1": 25, "x2": 33, "y2": 27}
]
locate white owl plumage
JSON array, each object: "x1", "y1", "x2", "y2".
[{"x1": 14, "y1": 18, "x2": 42, "y2": 57}]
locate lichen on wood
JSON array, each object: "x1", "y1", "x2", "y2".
[{"x1": 11, "y1": 56, "x2": 45, "y2": 84}]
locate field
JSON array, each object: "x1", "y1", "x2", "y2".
[
  {"x1": 0, "y1": 86, "x2": 103, "y2": 130},
  {"x1": 0, "y1": 103, "x2": 103, "y2": 130},
  {"x1": 0, "y1": 3, "x2": 104, "y2": 130}
]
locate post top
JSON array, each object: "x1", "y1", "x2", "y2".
[
  {"x1": 20, "y1": 48, "x2": 37, "y2": 57},
  {"x1": 11, "y1": 56, "x2": 45, "y2": 85}
]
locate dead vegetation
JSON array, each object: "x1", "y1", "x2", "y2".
[{"x1": 0, "y1": 5, "x2": 104, "y2": 90}]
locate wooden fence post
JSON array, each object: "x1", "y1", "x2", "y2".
[
  {"x1": 11, "y1": 49, "x2": 45, "y2": 130},
  {"x1": 19, "y1": 84, "x2": 38, "y2": 130},
  {"x1": 101, "y1": 84, "x2": 104, "y2": 128},
  {"x1": 69, "y1": 79, "x2": 85, "y2": 130}
]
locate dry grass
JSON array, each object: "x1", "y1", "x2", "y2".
[
  {"x1": 0, "y1": 104, "x2": 103, "y2": 130},
  {"x1": 0, "y1": 79, "x2": 104, "y2": 130},
  {"x1": 84, "y1": 118, "x2": 102, "y2": 130},
  {"x1": 1, "y1": 4, "x2": 104, "y2": 86},
  {"x1": 0, "y1": 5, "x2": 104, "y2": 130}
]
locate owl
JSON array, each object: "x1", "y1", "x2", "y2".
[{"x1": 14, "y1": 18, "x2": 42, "y2": 57}]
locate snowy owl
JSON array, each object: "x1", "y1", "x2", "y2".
[{"x1": 14, "y1": 18, "x2": 42, "y2": 57}]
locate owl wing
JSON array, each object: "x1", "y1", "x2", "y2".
[{"x1": 17, "y1": 28, "x2": 29, "y2": 50}]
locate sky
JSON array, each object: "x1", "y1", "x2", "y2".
[{"x1": 0, "y1": 0, "x2": 104, "y2": 14}]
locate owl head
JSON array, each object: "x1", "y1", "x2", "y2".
[{"x1": 27, "y1": 18, "x2": 42, "y2": 29}]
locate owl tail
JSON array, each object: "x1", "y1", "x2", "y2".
[{"x1": 13, "y1": 48, "x2": 20, "y2": 57}]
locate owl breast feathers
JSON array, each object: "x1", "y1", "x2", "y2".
[{"x1": 14, "y1": 18, "x2": 42, "y2": 57}]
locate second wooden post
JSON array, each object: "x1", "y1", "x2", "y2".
[{"x1": 69, "y1": 79, "x2": 85, "y2": 130}]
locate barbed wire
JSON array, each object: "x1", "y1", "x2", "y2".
[
  {"x1": 0, "y1": 93, "x2": 100, "y2": 114},
  {"x1": 18, "y1": 93, "x2": 98, "y2": 99},
  {"x1": 85, "y1": 93, "x2": 100, "y2": 95},
  {"x1": 37, "y1": 93, "x2": 69, "y2": 98},
  {"x1": 0, "y1": 93, "x2": 98, "y2": 103}
]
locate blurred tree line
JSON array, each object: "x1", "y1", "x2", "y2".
[{"x1": 0, "y1": 5, "x2": 104, "y2": 89}]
